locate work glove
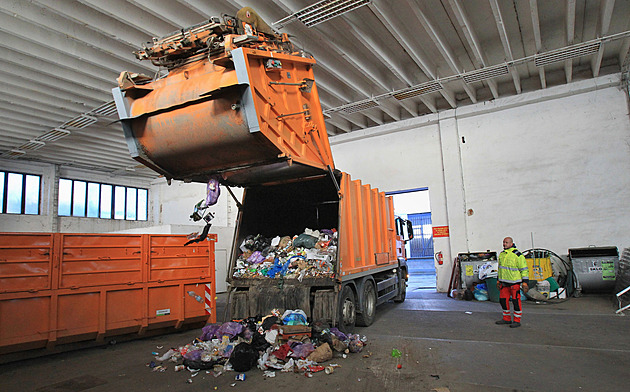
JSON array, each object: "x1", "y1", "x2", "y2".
[{"x1": 521, "y1": 282, "x2": 529, "y2": 293}]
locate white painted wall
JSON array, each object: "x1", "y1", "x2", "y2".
[{"x1": 331, "y1": 74, "x2": 630, "y2": 292}]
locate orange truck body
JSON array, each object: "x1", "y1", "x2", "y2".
[
  {"x1": 113, "y1": 14, "x2": 409, "y2": 328},
  {"x1": 0, "y1": 233, "x2": 216, "y2": 356}
]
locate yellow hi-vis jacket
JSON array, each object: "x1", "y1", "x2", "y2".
[{"x1": 498, "y1": 247, "x2": 529, "y2": 284}]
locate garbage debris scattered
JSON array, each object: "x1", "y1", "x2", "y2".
[
  {"x1": 147, "y1": 308, "x2": 368, "y2": 381},
  {"x1": 232, "y1": 229, "x2": 338, "y2": 280}
]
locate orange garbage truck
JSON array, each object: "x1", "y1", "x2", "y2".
[{"x1": 113, "y1": 10, "x2": 413, "y2": 330}]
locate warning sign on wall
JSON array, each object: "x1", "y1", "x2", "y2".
[{"x1": 433, "y1": 226, "x2": 450, "y2": 238}]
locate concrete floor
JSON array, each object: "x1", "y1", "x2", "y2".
[{"x1": 1, "y1": 266, "x2": 628, "y2": 392}]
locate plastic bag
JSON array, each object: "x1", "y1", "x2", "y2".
[
  {"x1": 474, "y1": 288, "x2": 489, "y2": 301},
  {"x1": 200, "y1": 324, "x2": 221, "y2": 341},
  {"x1": 281, "y1": 309, "x2": 308, "y2": 325},
  {"x1": 229, "y1": 343, "x2": 259, "y2": 372},
  {"x1": 216, "y1": 322, "x2": 243, "y2": 338},
  {"x1": 289, "y1": 342, "x2": 315, "y2": 358},
  {"x1": 478, "y1": 262, "x2": 498, "y2": 280},
  {"x1": 292, "y1": 233, "x2": 318, "y2": 248},
  {"x1": 203, "y1": 176, "x2": 221, "y2": 207}
]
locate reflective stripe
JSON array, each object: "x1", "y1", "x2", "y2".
[
  {"x1": 519, "y1": 267, "x2": 529, "y2": 271},
  {"x1": 499, "y1": 279, "x2": 522, "y2": 283},
  {"x1": 499, "y1": 266, "x2": 520, "y2": 271}
]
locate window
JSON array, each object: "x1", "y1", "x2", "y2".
[
  {"x1": 0, "y1": 171, "x2": 41, "y2": 215},
  {"x1": 58, "y1": 179, "x2": 148, "y2": 221}
]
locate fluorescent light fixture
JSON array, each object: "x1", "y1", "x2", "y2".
[
  {"x1": 39, "y1": 128, "x2": 71, "y2": 142},
  {"x1": 20, "y1": 140, "x2": 46, "y2": 151},
  {"x1": 535, "y1": 42, "x2": 601, "y2": 67},
  {"x1": 1, "y1": 149, "x2": 26, "y2": 158},
  {"x1": 392, "y1": 81, "x2": 442, "y2": 100},
  {"x1": 90, "y1": 100, "x2": 118, "y2": 117},
  {"x1": 275, "y1": 0, "x2": 370, "y2": 28},
  {"x1": 63, "y1": 114, "x2": 98, "y2": 129},
  {"x1": 339, "y1": 99, "x2": 378, "y2": 113},
  {"x1": 462, "y1": 64, "x2": 509, "y2": 83}
]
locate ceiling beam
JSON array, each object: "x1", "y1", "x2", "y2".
[
  {"x1": 447, "y1": 0, "x2": 499, "y2": 99},
  {"x1": 398, "y1": 100, "x2": 418, "y2": 117},
  {"x1": 340, "y1": 15, "x2": 414, "y2": 87},
  {"x1": 529, "y1": 0, "x2": 546, "y2": 88},
  {"x1": 0, "y1": 52, "x2": 113, "y2": 104},
  {"x1": 370, "y1": 1, "x2": 456, "y2": 108},
  {"x1": 488, "y1": 0, "x2": 521, "y2": 93},
  {"x1": 409, "y1": 0, "x2": 477, "y2": 103},
  {"x1": 77, "y1": 0, "x2": 179, "y2": 37},
  {"x1": 1, "y1": 91, "x2": 87, "y2": 118},
  {"x1": 175, "y1": 0, "x2": 233, "y2": 19},
  {"x1": 336, "y1": 112, "x2": 368, "y2": 129},
  {"x1": 0, "y1": 6, "x2": 153, "y2": 75},
  {"x1": 325, "y1": 114, "x2": 352, "y2": 133},
  {"x1": 31, "y1": 0, "x2": 150, "y2": 49},
  {"x1": 565, "y1": 0, "x2": 576, "y2": 83},
  {"x1": 377, "y1": 99, "x2": 402, "y2": 121},
  {"x1": 418, "y1": 95, "x2": 438, "y2": 113},
  {"x1": 127, "y1": 0, "x2": 204, "y2": 29},
  {"x1": 0, "y1": 70, "x2": 102, "y2": 108},
  {"x1": 362, "y1": 110, "x2": 384, "y2": 125},
  {"x1": 592, "y1": 0, "x2": 616, "y2": 77}
]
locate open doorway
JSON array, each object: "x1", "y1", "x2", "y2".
[{"x1": 387, "y1": 188, "x2": 436, "y2": 290}]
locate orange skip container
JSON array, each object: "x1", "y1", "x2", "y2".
[{"x1": 0, "y1": 233, "x2": 216, "y2": 356}]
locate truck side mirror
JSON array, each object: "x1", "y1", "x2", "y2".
[{"x1": 406, "y1": 220, "x2": 414, "y2": 240}]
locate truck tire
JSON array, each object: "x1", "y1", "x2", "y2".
[
  {"x1": 338, "y1": 285, "x2": 356, "y2": 333},
  {"x1": 394, "y1": 269, "x2": 406, "y2": 303},
  {"x1": 356, "y1": 280, "x2": 376, "y2": 327}
]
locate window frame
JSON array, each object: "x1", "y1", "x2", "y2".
[
  {"x1": 0, "y1": 171, "x2": 41, "y2": 215},
  {"x1": 57, "y1": 178, "x2": 148, "y2": 221}
]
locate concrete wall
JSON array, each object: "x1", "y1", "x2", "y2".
[{"x1": 331, "y1": 74, "x2": 630, "y2": 292}]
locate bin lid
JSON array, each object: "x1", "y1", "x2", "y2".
[{"x1": 568, "y1": 246, "x2": 618, "y2": 259}]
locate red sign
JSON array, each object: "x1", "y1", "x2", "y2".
[{"x1": 433, "y1": 226, "x2": 450, "y2": 238}]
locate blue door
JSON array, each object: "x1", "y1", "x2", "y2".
[{"x1": 407, "y1": 212, "x2": 433, "y2": 258}]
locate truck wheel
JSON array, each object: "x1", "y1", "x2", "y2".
[
  {"x1": 394, "y1": 269, "x2": 406, "y2": 303},
  {"x1": 338, "y1": 285, "x2": 356, "y2": 333},
  {"x1": 356, "y1": 280, "x2": 376, "y2": 327}
]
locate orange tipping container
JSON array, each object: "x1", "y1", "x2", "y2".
[
  {"x1": 0, "y1": 233, "x2": 216, "y2": 356},
  {"x1": 113, "y1": 47, "x2": 334, "y2": 187}
]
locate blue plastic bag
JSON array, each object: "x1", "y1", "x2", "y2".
[{"x1": 474, "y1": 288, "x2": 489, "y2": 301}]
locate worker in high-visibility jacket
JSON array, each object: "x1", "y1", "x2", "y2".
[{"x1": 496, "y1": 237, "x2": 529, "y2": 328}]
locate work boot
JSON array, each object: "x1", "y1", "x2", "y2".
[
  {"x1": 495, "y1": 320, "x2": 512, "y2": 325},
  {"x1": 509, "y1": 322, "x2": 521, "y2": 328}
]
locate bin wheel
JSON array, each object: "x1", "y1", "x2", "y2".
[
  {"x1": 338, "y1": 285, "x2": 356, "y2": 333},
  {"x1": 394, "y1": 269, "x2": 406, "y2": 303},
  {"x1": 356, "y1": 280, "x2": 376, "y2": 327}
]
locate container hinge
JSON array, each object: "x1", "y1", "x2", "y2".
[
  {"x1": 226, "y1": 185, "x2": 242, "y2": 210},
  {"x1": 327, "y1": 165, "x2": 340, "y2": 193}
]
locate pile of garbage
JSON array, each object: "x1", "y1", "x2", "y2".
[
  {"x1": 233, "y1": 229, "x2": 337, "y2": 280},
  {"x1": 148, "y1": 309, "x2": 367, "y2": 382}
]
